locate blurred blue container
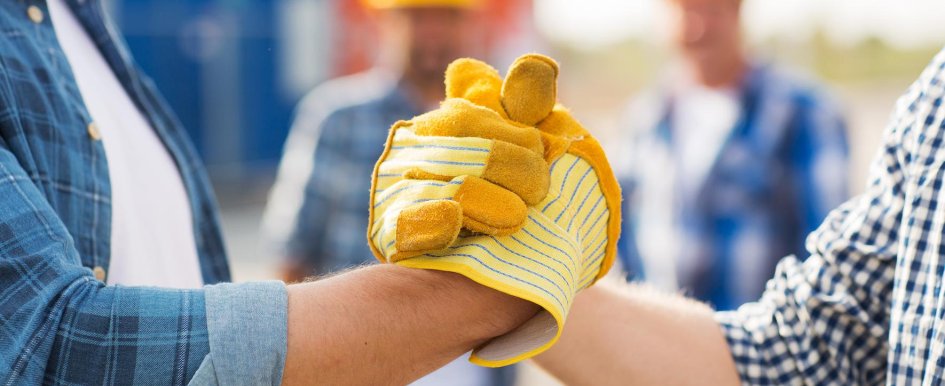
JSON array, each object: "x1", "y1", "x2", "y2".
[{"x1": 110, "y1": 0, "x2": 333, "y2": 181}]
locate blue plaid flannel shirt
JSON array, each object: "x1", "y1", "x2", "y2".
[
  {"x1": 264, "y1": 73, "x2": 419, "y2": 274},
  {"x1": 616, "y1": 63, "x2": 850, "y2": 310},
  {"x1": 0, "y1": 1, "x2": 286, "y2": 385},
  {"x1": 717, "y1": 47, "x2": 945, "y2": 385}
]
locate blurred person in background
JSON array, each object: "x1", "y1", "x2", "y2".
[
  {"x1": 533, "y1": 45, "x2": 945, "y2": 386},
  {"x1": 614, "y1": 0, "x2": 850, "y2": 310},
  {"x1": 262, "y1": 0, "x2": 515, "y2": 384},
  {"x1": 265, "y1": 0, "x2": 481, "y2": 283}
]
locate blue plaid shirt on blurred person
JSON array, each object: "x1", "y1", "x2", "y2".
[
  {"x1": 718, "y1": 47, "x2": 945, "y2": 385},
  {"x1": 263, "y1": 72, "x2": 419, "y2": 275},
  {"x1": 0, "y1": 1, "x2": 285, "y2": 385},
  {"x1": 614, "y1": 62, "x2": 850, "y2": 310}
]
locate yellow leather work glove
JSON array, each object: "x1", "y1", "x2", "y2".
[
  {"x1": 368, "y1": 98, "x2": 550, "y2": 262},
  {"x1": 368, "y1": 54, "x2": 621, "y2": 367}
]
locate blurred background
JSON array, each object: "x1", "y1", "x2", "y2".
[{"x1": 102, "y1": 0, "x2": 944, "y2": 384}]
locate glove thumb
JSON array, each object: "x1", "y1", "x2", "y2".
[{"x1": 501, "y1": 54, "x2": 559, "y2": 127}]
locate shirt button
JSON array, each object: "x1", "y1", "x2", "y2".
[
  {"x1": 92, "y1": 266, "x2": 107, "y2": 281},
  {"x1": 27, "y1": 5, "x2": 44, "y2": 24},
  {"x1": 87, "y1": 122, "x2": 102, "y2": 140}
]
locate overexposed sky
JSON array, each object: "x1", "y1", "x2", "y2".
[{"x1": 535, "y1": 0, "x2": 945, "y2": 49}]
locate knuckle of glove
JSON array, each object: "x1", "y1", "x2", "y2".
[
  {"x1": 391, "y1": 200, "x2": 464, "y2": 262},
  {"x1": 453, "y1": 176, "x2": 528, "y2": 236},
  {"x1": 445, "y1": 58, "x2": 507, "y2": 116},
  {"x1": 482, "y1": 141, "x2": 550, "y2": 206},
  {"x1": 412, "y1": 99, "x2": 544, "y2": 155}
]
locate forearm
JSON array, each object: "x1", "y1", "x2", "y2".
[
  {"x1": 282, "y1": 264, "x2": 538, "y2": 385},
  {"x1": 534, "y1": 281, "x2": 740, "y2": 386}
]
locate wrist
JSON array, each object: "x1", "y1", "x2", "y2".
[
  {"x1": 383, "y1": 264, "x2": 540, "y2": 339},
  {"x1": 282, "y1": 263, "x2": 538, "y2": 385}
]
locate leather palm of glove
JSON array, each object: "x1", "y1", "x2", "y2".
[{"x1": 368, "y1": 54, "x2": 621, "y2": 367}]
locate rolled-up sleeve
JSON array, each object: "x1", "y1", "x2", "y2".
[
  {"x1": 191, "y1": 281, "x2": 288, "y2": 386},
  {"x1": 0, "y1": 138, "x2": 288, "y2": 385}
]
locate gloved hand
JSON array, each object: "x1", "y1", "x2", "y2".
[
  {"x1": 367, "y1": 98, "x2": 550, "y2": 263},
  {"x1": 368, "y1": 54, "x2": 622, "y2": 367}
]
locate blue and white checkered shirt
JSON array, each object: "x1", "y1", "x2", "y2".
[{"x1": 717, "y1": 47, "x2": 945, "y2": 385}]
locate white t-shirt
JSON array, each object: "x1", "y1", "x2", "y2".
[
  {"x1": 671, "y1": 82, "x2": 741, "y2": 193},
  {"x1": 634, "y1": 79, "x2": 741, "y2": 292},
  {"x1": 48, "y1": 0, "x2": 204, "y2": 289}
]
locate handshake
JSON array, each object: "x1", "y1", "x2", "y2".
[{"x1": 367, "y1": 54, "x2": 621, "y2": 366}]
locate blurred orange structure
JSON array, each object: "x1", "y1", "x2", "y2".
[{"x1": 331, "y1": 0, "x2": 535, "y2": 76}]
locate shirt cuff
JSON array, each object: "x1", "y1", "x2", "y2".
[{"x1": 193, "y1": 281, "x2": 288, "y2": 386}]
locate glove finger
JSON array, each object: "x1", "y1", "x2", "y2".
[
  {"x1": 453, "y1": 176, "x2": 528, "y2": 236},
  {"x1": 537, "y1": 104, "x2": 586, "y2": 138},
  {"x1": 385, "y1": 129, "x2": 549, "y2": 206},
  {"x1": 389, "y1": 200, "x2": 464, "y2": 263},
  {"x1": 533, "y1": 105, "x2": 589, "y2": 162},
  {"x1": 445, "y1": 58, "x2": 508, "y2": 117},
  {"x1": 369, "y1": 176, "x2": 530, "y2": 262},
  {"x1": 479, "y1": 140, "x2": 550, "y2": 206},
  {"x1": 376, "y1": 124, "x2": 495, "y2": 190},
  {"x1": 410, "y1": 99, "x2": 544, "y2": 156},
  {"x1": 385, "y1": 116, "x2": 549, "y2": 205},
  {"x1": 370, "y1": 179, "x2": 466, "y2": 263},
  {"x1": 501, "y1": 54, "x2": 559, "y2": 126}
]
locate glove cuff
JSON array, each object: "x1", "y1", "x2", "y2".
[{"x1": 395, "y1": 209, "x2": 581, "y2": 367}]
